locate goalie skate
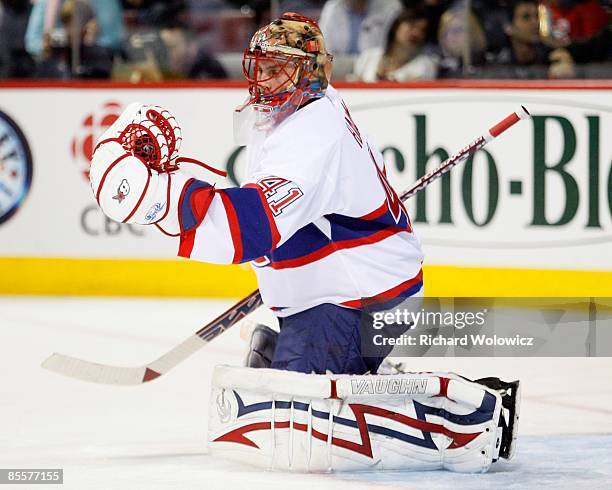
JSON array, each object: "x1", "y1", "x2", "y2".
[{"x1": 476, "y1": 377, "x2": 521, "y2": 460}]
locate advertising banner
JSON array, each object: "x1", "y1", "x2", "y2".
[{"x1": 0, "y1": 82, "x2": 610, "y2": 295}]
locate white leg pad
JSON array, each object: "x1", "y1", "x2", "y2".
[{"x1": 208, "y1": 366, "x2": 504, "y2": 473}]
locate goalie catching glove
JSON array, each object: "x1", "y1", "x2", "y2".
[{"x1": 89, "y1": 102, "x2": 226, "y2": 235}]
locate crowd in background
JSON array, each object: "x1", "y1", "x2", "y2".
[{"x1": 0, "y1": 0, "x2": 610, "y2": 81}]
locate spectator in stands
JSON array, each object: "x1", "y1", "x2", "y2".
[
  {"x1": 279, "y1": 0, "x2": 326, "y2": 14},
  {"x1": 564, "y1": 25, "x2": 611, "y2": 64},
  {"x1": 156, "y1": 14, "x2": 228, "y2": 79},
  {"x1": 541, "y1": 0, "x2": 610, "y2": 62},
  {"x1": 121, "y1": 0, "x2": 227, "y2": 80},
  {"x1": 541, "y1": 0, "x2": 608, "y2": 45},
  {"x1": 401, "y1": 0, "x2": 451, "y2": 45},
  {"x1": 26, "y1": 0, "x2": 123, "y2": 58},
  {"x1": 124, "y1": 0, "x2": 189, "y2": 27},
  {"x1": 471, "y1": 0, "x2": 513, "y2": 55},
  {"x1": 61, "y1": 0, "x2": 123, "y2": 78},
  {"x1": 318, "y1": 0, "x2": 402, "y2": 55},
  {"x1": 353, "y1": 9, "x2": 438, "y2": 81},
  {"x1": 0, "y1": 0, "x2": 36, "y2": 78},
  {"x1": 25, "y1": 0, "x2": 124, "y2": 78},
  {"x1": 486, "y1": 0, "x2": 576, "y2": 78},
  {"x1": 437, "y1": 5, "x2": 487, "y2": 78},
  {"x1": 187, "y1": 0, "x2": 228, "y2": 9}
]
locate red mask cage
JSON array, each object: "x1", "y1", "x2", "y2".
[{"x1": 242, "y1": 49, "x2": 310, "y2": 109}]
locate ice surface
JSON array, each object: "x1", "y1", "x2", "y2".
[{"x1": 1, "y1": 297, "x2": 611, "y2": 489}]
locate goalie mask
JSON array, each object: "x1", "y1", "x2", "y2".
[{"x1": 234, "y1": 12, "x2": 332, "y2": 142}]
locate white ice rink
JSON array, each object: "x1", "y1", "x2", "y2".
[{"x1": 2, "y1": 296, "x2": 612, "y2": 489}]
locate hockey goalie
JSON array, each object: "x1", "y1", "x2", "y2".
[{"x1": 88, "y1": 12, "x2": 520, "y2": 473}]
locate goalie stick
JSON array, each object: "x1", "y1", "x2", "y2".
[{"x1": 42, "y1": 106, "x2": 530, "y2": 385}]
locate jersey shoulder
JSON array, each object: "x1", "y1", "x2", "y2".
[
  {"x1": 267, "y1": 90, "x2": 346, "y2": 151},
  {"x1": 256, "y1": 93, "x2": 347, "y2": 184}
]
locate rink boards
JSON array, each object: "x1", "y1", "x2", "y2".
[{"x1": 0, "y1": 80, "x2": 610, "y2": 296}]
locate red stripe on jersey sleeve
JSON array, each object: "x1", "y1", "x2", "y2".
[
  {"x1": 177, "y1": 178, "x2": 195, "y2": 233},
  {"x1": 177, "y1": 178, "x2": 197, "y2": 258},
  {"x1": 178, "y1": 228, "x2": 197, "y2": 258},
  {"x1": 190, "y1": 186, "x2": 215, "y2": 224}
]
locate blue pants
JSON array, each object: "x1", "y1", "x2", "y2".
[{"x1": 270, "y1": 303, "x2": 386, "y2": 375}]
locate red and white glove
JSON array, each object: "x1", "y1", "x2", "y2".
[{"x1": 89, "y1": 103, "x2": 225, "y2": 236}]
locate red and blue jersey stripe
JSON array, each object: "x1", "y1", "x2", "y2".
[
  {"x1": 261, "y1": 201, "x2": 412, "y2": 270},
  {"x1": 178, "y1": 179, "x2": 215, "y2": 232},
  {"x1": 216, "y1": 186, "x2": 280, "y2": 264}
]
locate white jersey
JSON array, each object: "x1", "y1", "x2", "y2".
[{"x1": 178, "y1": 85, "x2": 423, "y2": 316}]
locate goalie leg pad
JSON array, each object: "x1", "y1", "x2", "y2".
[{"x1": 208, "y1": 366, "x2": 508, "y2": 473}]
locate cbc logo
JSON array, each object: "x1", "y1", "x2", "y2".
[
  {"x1": 71, "y1": 101, "x2": 121, "y2": 181},
  {"x1": 81, "y1": 205, "x2": 144, "y2": 236}
]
